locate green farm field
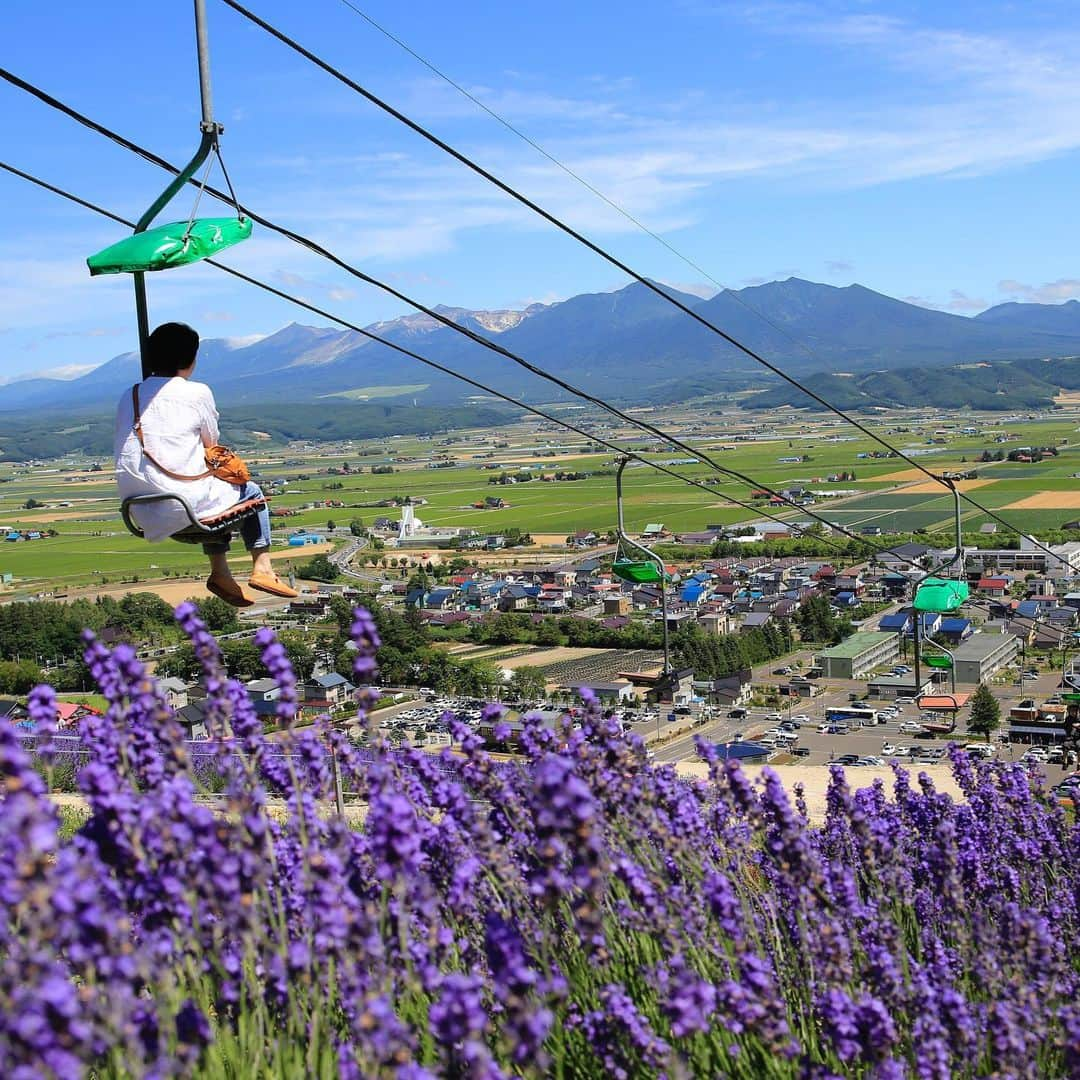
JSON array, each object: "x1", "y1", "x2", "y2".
[{"x1": 2, "y1": 408, "x2": 1080, "y2": 593}]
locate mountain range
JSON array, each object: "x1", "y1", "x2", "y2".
[{"x1": 7, "y1": 278, "x2": 1080, "y2": 415}]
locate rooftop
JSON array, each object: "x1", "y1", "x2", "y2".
[
  {"x1": 817, "y1": 632, "x2": 898, "y2": 659},
  {"x1": 952, "y1": 634, "x2": 1018, "y2": 661}
]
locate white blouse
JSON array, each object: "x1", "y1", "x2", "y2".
[{"x1": 114, "y1": 376, "x2": 240, "y2": 541}]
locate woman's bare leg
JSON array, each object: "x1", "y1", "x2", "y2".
[
  {"x1": 207, "y1": 550, "x2": 236, "y2": 584},
  {"x1": 251, "y1": 549, "x2": 274, "y2": 577}
]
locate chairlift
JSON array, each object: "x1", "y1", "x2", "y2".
[
  {"x1": 94, "y1": 0, "x2": 261, "y2": 548},
  {"x1": 613, "y1": 457, "x2": 669, "y2": 673},
  {"x1": 86, "y1": 0, "x2": 250, "y2": 378},
  {"x1": 913, "y1": 577, "x2": 970, "y2": 613},
  {"x1": 922, "y1": 654, "x2": 953, "y2": 670},
  {"x1": 611, "y1": 558, "x2": 665, "y2": 585},
  {"x1": 88, "y1": 216, "x2": 251, "y2": 277}
]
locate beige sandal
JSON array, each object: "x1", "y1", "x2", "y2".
[
  {"x1": 207, "y1": 577, "x2": 254, "y2": 607},
  {"x1": 248, "y1": 573, "x2": 299, "y2": 599}
]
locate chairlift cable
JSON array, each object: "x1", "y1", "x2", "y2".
[
  {"x1": 0, "y1": 64, "x2": 1048, "y2": 562},
  {"x1": 329, "y1": 0, "x2": 861, "y2": 381},
  {"x1": 212, "y1": 3, "x2": 1066, "y2": 564},
  {"x1": 0, "y1": 71, "x2": 932, "y2": 560},
  {"x1": 0, "y1": 159, "x2": 858, "y2": 552},
  {"x1": 1, "y1": 157, "x2": 947, "y2": 572}
]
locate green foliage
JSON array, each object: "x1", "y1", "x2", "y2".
[
  {"x1": 279, "y1": 631, "x2": 317, "y2": 682},
  {"x1": 192, "y1": 596, "x2": 241, "y2": 634},
  {"x1": 672, "y1": 620, "x2": 794, "y2": 679},
  {"x1": 507, "y1": 666, "x2": 547, "y2": 702},
  {"x1": 968, "y1": 683, "x2": 1001, "y2": 741},
  {"x1": 743, "y1": 355, "x2": 1080, "y2": 413},
  {"x1": 297, "y1": 554, "x2": 340, "y2": 583},
  {"x1": 794, "y1": 594, "x2": 852, "y2": 645},
  {"x1": 0, "y1": 658, "x2": 45, "y2": 694},
  {"x1": 0, "y1": 404, "x2": 514, "y2": 462},
  {"x1": 0, "y1": 593, "x2": 183, "y2": 666}
]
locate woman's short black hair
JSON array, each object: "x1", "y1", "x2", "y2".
[{"x1": 146, "y1": 322, "x2": 200, "y2": 377}]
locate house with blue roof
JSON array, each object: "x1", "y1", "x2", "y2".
[
  {"x1": 878, "y1": 609, "x2": 941, "y2": 637},
  {"x1": 1016, "y1": 599, "x2": 1043, "y2": 620},
  {"x1": 834, "y1": 590, "x2": 858, "y2": 607},
  {"x1": 301, "y1": 672, "x2": 356, "y2": 714},
  {"x1": 680, "y1": 581, "x2": 707, "y2": 605},
  {"x1": 421, "y1": 588, "x2": 457, "y2": 611},
  {"x1": 878, "y1": 611, "x2": 913, "y2": 634},
  {"x1": 499, "y1": 583, "x2": 538, "y2": 612},
  {"x1": 938, "y1": 617, "x2": 974, "y2": 644}
]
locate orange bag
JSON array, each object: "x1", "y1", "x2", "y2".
[{"x1": 132, "y1": 385, "x2": 250, "y2": 486}]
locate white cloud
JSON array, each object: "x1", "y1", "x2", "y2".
[
  {"x1": 224, "y1": 332, "x2": 270, "y2": 348},
  {"x1": 945, "y1": 289, "x2": 989, "y2": 313},
  {"x1": 999, "y1": 278, "x2": 1080, "y2": 303},
  {"x1": 0, "y1": 362, "x2": 102, "y2": 385}
]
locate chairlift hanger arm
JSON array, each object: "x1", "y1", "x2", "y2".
[{"x1": 613, "y1": 457, "x2": 664, "y2": 572}]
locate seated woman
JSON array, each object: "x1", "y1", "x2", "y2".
[{"x1": 114, "y1": 322, "x2": 298, "y2": 607}]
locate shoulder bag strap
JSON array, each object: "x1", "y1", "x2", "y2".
[{"x1": 131, "y1": 383, "x2": 212, "y2": 482}]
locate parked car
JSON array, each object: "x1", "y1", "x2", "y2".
[
  {"x1": 765, "y1": 711, "x2": 784, "y2": 722},
  {"x1": 895, "y1": 696, "x2": 915, "y2": 705},
  {"x1": 728, "y1": 708, "x2": 748, "y2": 719},
  {"x1": 790, "y1": 714, "x2": 811, "y2": 724},
  {"x1": 899, "y1": 721, "x2": 927, "y2": 734},
  {"x1": 791, "y1": 746, "x2": 811, "y2": 757},
  {"x1": 772, "y1": 666, "x2": 792, "y2": 676},
  {"x1": 1046, "y1": 747, "x2": 1065, "y2": 764},
  {"x1": 833, "y1": 754, "x2": 859, "y2": 766},
  {"x1": 881, "y1": 743, "x2": 899, "y2": 756}
]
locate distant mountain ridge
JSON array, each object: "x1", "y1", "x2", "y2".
[{"x1": 6, "y1": 278, "x2": 1080, "y2": 414}]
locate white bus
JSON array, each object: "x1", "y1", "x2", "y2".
[{"x1": 825, "y1": 706, "x2": 880, "y2": 728}]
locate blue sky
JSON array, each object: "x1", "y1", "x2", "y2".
[{"x1": 4, "y1": 0, "x2": 1080, "y2": 380}]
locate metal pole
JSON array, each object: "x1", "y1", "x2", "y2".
[
  {"x1": 614, "y1": 456, "x2": 670, "y2": 675},
  {"x1": 194, "y1": 0, "x2": 218, "y2": 131},
  {"x1": 660, "y1": 566, "x2": 670, "y2": 676},
  {"x1": 913, "y1": 609, "x2": 921, "y2": 702},
  {"x1": 133, "y1": 1, "x2": 223, "y2": 376},
  {"x1": 331, "y1": 744, "x2": 345, "y2": 816}
]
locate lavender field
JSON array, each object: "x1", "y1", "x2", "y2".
[{"x1": 1, "y1": 604, "x2": 1077, "y2": 1078}]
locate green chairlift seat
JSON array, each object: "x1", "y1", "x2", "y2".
[
  {"x1": 611, "y1": 558, "x2": 665, "y2": 584},
  {"x1": 88, "y1": 216, "x2": 251, "y2": 276},
  {"x1": 923, "y1": 654, "x2": 953, "y2": 669},
  {"x1": 913, "y1": 577, "x2": 969, "y2": 613}
]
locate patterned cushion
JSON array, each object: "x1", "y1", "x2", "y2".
[{"x1": 196, "y1": 496, "x2": 267, "y2": 531}]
